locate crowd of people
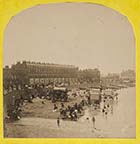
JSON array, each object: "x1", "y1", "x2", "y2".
[
  {"x1": 5, "y1": 81, "x2": 118, "y2": 123},
  {"x1": 53, "y1": 101, "x2": 85, "y2": 121},
  {"x1": 6, "y1": 96, "x2": 24, "y2": 121},
  {"x1": 100, "y1": 94, "x2": 118, "y2": 118},
  {"x1": 51, "y1": 90, "x2": 95, "y2": 121}
]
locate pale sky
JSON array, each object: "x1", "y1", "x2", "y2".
[{"x1": 4, "y1": 3, "x2": 135, "y2": 74}]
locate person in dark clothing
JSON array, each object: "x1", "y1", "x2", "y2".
[
  {"x1": 81, "y1": 99, "x2": 85, "y2": 106},
  {"x1": 67, "y1": 105, "x2": 71, "y2": 111},
  {"x1": 61, "y1": 103, "x2": 65, "y2": 108},
  {"x1": 92, "y1": 116, "x2": 96, "y2": 128},
  {"x1": 57, "y1": 117, "x2": 60, "y2": 127},
  {"x1": 42, "y1": 101, "x2": 45, "y2": 104},
  {"x1": 53, "y1": 104, "x2": 58, "y2": 111},
  {"x1": 74, "y1": 103, "x2": 78, "y2": 109},
  {"x1": 105, "y1": 111, "x2": 108, "y2": 119},
  {"x1": 87, "y1": 96, "x2": 91, "y2": 105}
]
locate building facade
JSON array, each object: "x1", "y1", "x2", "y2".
[
  {"x1": 120, "y1": 69, "x2": 135, "y2": 82},
  {"x1": 3, "y1": 61, "x2": 101, "y2": 89},
  {"x1": 3, "y1": 61, "x2": 79, "y2": 88},
  {"x1": 78, "y1": 68, "x2": 101, "y2": 84},
  {"x1": 101, "y1": 73, "x2": 120, "y2": 85}
]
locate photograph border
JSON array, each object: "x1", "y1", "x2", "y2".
[{"x1": 0, "y1": 0, "x2": 140, "y2": 144}]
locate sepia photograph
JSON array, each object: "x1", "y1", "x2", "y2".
[{"x1": 3, "y1": 3, "x2": 136, "y2": 138}]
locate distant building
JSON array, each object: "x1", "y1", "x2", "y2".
[
  {"x1": 101, "y1": 73, "x2": 120, "y2": 85},
  {"x1": 78, "y1": 68, "x2": 100, "y2": 84},
  {"x1": 120, "y1": 69, "x2": 135, "y2": 82}
]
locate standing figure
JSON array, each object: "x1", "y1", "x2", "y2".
[
  {"x1": 105, "y1": 110, "x2": 108, "y2": 119},
  {"x1": 53, "y1": 104, "x2": 58, "y2": 112},
  {"x1": 57, "y1": 117, "x2": 60, "y2": 127},
  {"x1": 92, "y1": 116, "x2": 96, "y2": 129},
  {"x1": 61, "y1": 103, "x2": 65, "y2": 108},
  {"x1": 102, "y1": 108, "x2": 105, "y2": 116}
]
